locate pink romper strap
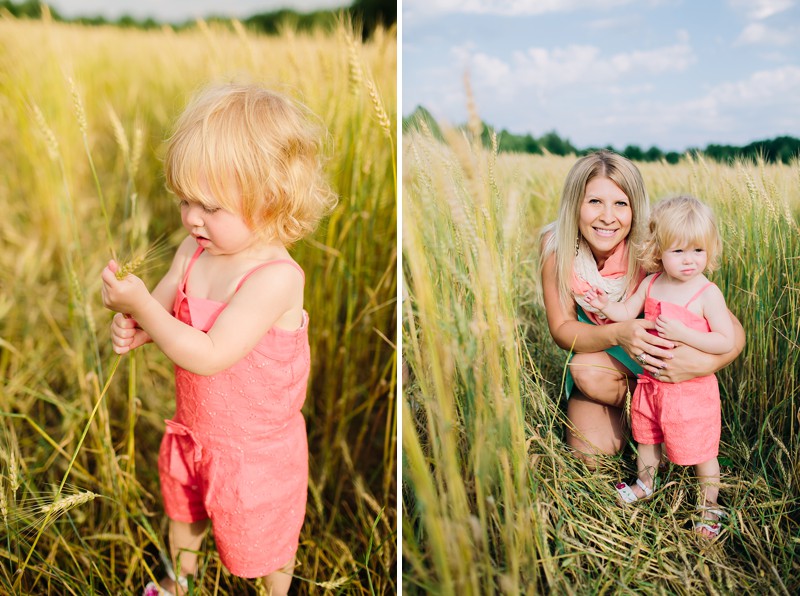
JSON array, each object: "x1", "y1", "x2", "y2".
[
  {"x1": 645, "y1": 272, "x2": 661, "y2": 297},
  {"x1": 234, "y1": 259, "x2": 305, "y2": 292},
  {"x1": 180, "y1": 247, "x2": 205, "y2": 288},
  {"x1": 684, "y1": 282, "x2": 715, "y2": 308}
]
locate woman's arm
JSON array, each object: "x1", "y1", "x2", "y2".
[{"x1": 541, "y1": 251, "x2": 674, "y2": 357}]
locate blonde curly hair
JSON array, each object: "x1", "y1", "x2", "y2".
[
  {"x1": 164, "y1": 81, "x2": 337, "y2": 246},
  {"x1": 638, "y1": 194, "x2": 722, "y2": 273}
]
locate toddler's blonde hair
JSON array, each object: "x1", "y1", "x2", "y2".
[
  {"x1": 639, "y1": 195, "x2": 722, "y2": 273},
  {"x1": 164, "y1": 82, "x2": 337, "y2": 245}
]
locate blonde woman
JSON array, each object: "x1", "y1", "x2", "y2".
[{"x1": 539, "y1": 151, "x2": 744, "y2": 469}]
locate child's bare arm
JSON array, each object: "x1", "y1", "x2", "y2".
[
  {"x1": 107, "y1": 237, "x2": 194, "y2": 355},
  {"x1": 102, "y1": 259, "x2": 302, "y2": 375},
  {"x1": 585, "y1": 274, "x2": 650, "y2": 322},
  {"x1": 655, "y1": 286, "x2": 734, "y2": 354}
]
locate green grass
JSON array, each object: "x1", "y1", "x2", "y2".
[
  {"x1": 0, "y1": 14, "x2": 396, "y2": 595},
  {"x1": 402, "y1": 123, "x2": 800, "y2": 593}
]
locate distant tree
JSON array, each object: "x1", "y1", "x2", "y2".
[
  {"x1": 349, "y1": 0, "x2": 396, "y2": 39},
  {"x1": 622, "y1": 145, "x2": 643, "y2": 161},
  {"x1": 1, "y1": 0, "x2": 55, "y2": 18},
  {"x1": 540, "y1": 131, "x2": 576, "y2": 156},
  {"x1": 645, "y1": 146, "x2": 663, "y2": 162},
  {"x1": 402, "y1": 106, "x2": 444, "y2": 141}
]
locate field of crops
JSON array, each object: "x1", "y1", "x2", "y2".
[
  {"x1": 0, "y1": 11, "x2": 396, "y2": 595},
  {"x1": 403, "y1": 122, "x2": 799, "y2": 593}
]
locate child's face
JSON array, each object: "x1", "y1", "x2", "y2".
[
  {"x1": 661, "y1": 243, "x2": 708, "y2": 282},
  {"x1": 180, "y1": 197, "x2": 254, "y2": 256}
]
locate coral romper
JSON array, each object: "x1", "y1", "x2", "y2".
[
  {"x1": 158, "y1": 247, "x2": 310, "y2": 578},
  {"x1": 631, "y1": 273, "x2": 721, "y2": 466}
]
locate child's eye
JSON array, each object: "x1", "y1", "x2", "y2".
[{"x1": 203, "y1": 205, "x2": 221, "y2": 214}]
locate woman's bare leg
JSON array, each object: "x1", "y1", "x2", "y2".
[
  {"x1": 261, "y1": 557, "x2": 295, "y2": 596},
  {"x1": 566, "y1": 394, "x2": 626, "y2": 468},
  {"x1": 566, "y1": 352, "x2": 635, "y2": 468}
]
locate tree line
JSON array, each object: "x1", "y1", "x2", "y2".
[
  {"x1": 404, "y1": 105, "x2": 800, "y2": 165},
  {"x1": 0, "y1": 0, "x2": 395, "y2": 38}
]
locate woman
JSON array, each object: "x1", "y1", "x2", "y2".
[{"x1": 539, "y1": 150, "x2": 744, "y2": 467}]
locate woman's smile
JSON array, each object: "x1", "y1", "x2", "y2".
[{"x1": 579, "y1": 176, "x2": 632, "y2": 258}]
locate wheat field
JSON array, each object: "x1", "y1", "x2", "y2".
[
  {"x1": 0, "y1": 11, "x2": 396, "y2": 595},
  {"x1": 403, "y1": 122, "x2": 799, "y2": 593}
]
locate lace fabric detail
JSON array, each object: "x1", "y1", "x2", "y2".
[{"x1": 159, "y1": 246, "x2": 310, "y2": 577}]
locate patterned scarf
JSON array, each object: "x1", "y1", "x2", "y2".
[{"x1": 571, "y1": 239, "x2": 629, "y2": 324}]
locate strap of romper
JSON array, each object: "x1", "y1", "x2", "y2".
[
  {"x1": 234, "y1": 259, "x2": 305, "y2": 293},
  {"x1": 645, "y1": 272, "x2": 661, "y2": 298},
  {"x1": 180, "y1": 246, "x2": 205, "y2": 289},
  {"x1": 684, "y1": 282, "x2": 715, "y2": 308}
]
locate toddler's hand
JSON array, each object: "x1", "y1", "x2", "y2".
[
  {"x1": 655, "y1": 315, "x2": 687, "y2": 342},
  {"x1": 110, "y1": 312, "x2": 151, "y2": 354},
  {"x1": 101, "y1": 260, "x2": 150, "y2": 315},
  {"x1": 584, "y1": 286, "x2": 608, "y2": 310}
]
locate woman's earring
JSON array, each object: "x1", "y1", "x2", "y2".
[{"x1": 574, "y1": 235, "x2": 581, "y2": 256}]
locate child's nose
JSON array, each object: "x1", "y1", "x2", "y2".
[{"x1": 184, "y1": 205, "x2": 204, "y2": 226}]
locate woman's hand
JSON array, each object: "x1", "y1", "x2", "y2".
[
  {"x1": 615, "y1": 318, "x2": 675, "y2": 375},
  {"x1": 101, "y1": 260, "x2": 150, "y2": 316},
  {"x1": 110, "y1": 312, "x2": 151, "y2": 355}
]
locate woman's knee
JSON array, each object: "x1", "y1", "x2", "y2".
[{"x1": 570, "y1": 353, "x2": 630, "y2": 407}]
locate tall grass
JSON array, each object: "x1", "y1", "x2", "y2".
[
  {"x1": 403, "y1": 122, "x2": 800, "y2": 593},
  {"x1": 0, "y1": 12, "x2": 395, "y2": 595}
]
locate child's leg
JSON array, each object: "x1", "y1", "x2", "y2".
[
  {"x1": 261, "y1": 557, "x2": 295, "y2": 596},
  {"x1": 161, "y1": 519, "x2": 209, "y2": 594},
  {"x1": 635, "y1": 443, "x2": 661, "y2": 496},
  {"x1": 695, "y1": 457, "x2": 720, "y2": 506},
  {"x1": 694, "y1": 457, "x2": 722, "y2": 538}
]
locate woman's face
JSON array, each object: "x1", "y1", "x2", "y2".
[{"x1": 578, "y1": 176, "x2": 632, "y2": 261}]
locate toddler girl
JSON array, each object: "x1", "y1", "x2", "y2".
[
  {"x1": 584, "y1": 195, "x2": 734, "y2": 539},
  {"x1": 102, "y1": 82, "x2": 335, "y2": 594}
]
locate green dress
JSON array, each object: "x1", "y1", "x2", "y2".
[{"x1": 564, "y1": 306, "x2": 643, "y2": 397}]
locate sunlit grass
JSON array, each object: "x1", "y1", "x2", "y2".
[
  {"x1": 0, "y1": 13, "x2": 395, "y2": 594},
  {"x1": 402, "y1": 123, "x2": 800, "y2": 593}
]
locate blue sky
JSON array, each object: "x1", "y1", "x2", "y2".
[
  {"x1": 46, "y1": 1, "x2": 347, "y2": 22},
  {"x1": 403, "y1": 0, "x2": 800, "y2": 152}
]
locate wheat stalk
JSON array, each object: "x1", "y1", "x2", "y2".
[{"x1": 40, "y1": 490, "x2": 98, "y2": 516}]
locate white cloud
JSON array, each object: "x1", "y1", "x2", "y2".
[
  {"x1": 404, "y1": 0, "x2": 636, "y2": 19},
  {"x1": 460, "y1": 39, "x2": 694, "y2": 94},
  {"x1": 709, "y1": 65, "x2": 800, "y2": 105},
  {"x1": 735, "y1": 22, "x2": 797, "y2": 45},
  {"x1": 728, "y1": 0, "x2": 795, "y2": 20}
]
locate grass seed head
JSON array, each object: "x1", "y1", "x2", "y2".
[{"x1": 40, "y1": 490, "x2": 98, "y2": 516}]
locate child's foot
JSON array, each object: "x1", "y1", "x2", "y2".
[
  {"x1": 693, "y1": 501, "x2": 726, "y2": 539},
  {"x1": 615, "y1": 478, "x2": 653, "y2": 504},
  {"x1": 143, "y1": 575, "x2": 189, "y2": 596}
]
